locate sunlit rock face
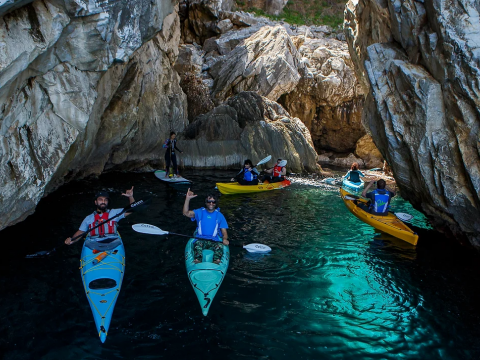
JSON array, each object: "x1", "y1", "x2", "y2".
[
  {"x1": 0, "y1": 1, "x2": 186, "y2": 230},
  {"x1": 209, "y1": 25, "x2": 303, "y2": 105},
  {"x1": 180, "y1": 91, "x2": 318, "y2": 172},
  {"x1": 345, "y1": 0, "x2": 480, "y2": 246}
]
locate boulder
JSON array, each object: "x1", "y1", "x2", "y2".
[
  {"x1": 180, "y1": 92, "x2": 318, "y2": 172},
  {"x1": 209, "y1": 25, "x2": 302, "y2": 104},
  {"x1": 354, "y1": 134, "x2": 384, "y2": 169}
]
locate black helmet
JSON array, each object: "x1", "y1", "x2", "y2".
[{"x1": 95, "y1": 191, "x2": 110, "y2": 199}]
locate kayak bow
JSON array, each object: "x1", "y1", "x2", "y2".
[
  {"x1": 185, "y1": 238, "x2": 229, "y2": 316},
  {"x1": 80, "y1": 237, "x2": 125, "y2": 342}
]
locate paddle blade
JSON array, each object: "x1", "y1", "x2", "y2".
[
  {"x1": 278, "y1": 160, "x2": 287, "y2": 167},
  {"x1": 132, "y1": 224, "x2": 169, "y2": 235},
  {"x1": 127, "y1": 198, "x2": 151, "y2": 212},
  {"x1": 344, "y1": 195, "x2": 359, "y2": 200},
  {"x1": 243, "y1": 243, "x2": 272, "y2": 253},
  {"x1": 395, "y1": 213, "x2": 413, "y2": 222},
  {"x1": 256, "y1": 155, "x2": 272, "y2": 167}
]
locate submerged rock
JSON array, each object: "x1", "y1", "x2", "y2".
[{"x1": 180, "y1": 91, "x2": 318, "y2": 172}]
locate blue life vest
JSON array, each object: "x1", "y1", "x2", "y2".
[
  {"x1": 244, "y1": 168, "x2": 257, "y2": 181},
  {"x1": 347, "y1": 170, "x2": 361, "y2": 183},
  {"x1": 370, "y1": 189, "x2": 390, "y2": 214},
  {"x1": 196, "y1": 208, "x2": 222, "y2": 242}
]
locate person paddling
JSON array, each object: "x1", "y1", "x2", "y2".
[
  {"x1": 183, "y1": 189, "x2": 229, "y2": 264},
  {"x1": 360, "y1": 179, "x2": 396, "y2": 216},
  {"x1": 163, "y1": 132, "x2": 183, "y2": 178},
  {"x1": 344, "y1": 162, "x2": 365, "y2": 183},
  {"x1": 65, "y1": 187, "x2": 135, "y2": 245},
  {"x1": 231, "y1": 159, "x2": 260, "y2": 185},
  {"x1": 261, "y1": 158, "x2": 287, "y2": 183}
]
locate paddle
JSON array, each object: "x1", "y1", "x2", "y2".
[
  {"x1": 132, "y1": 224, "x2": 272, "y2": 252},
  {"x1": 26, "y1": 198, "x2": 150, "y2": 258},
  {"x1": 254, "y1": 155, "x2": 272, "y2": 168}
]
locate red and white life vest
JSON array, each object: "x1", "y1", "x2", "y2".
[
  {"x1": 273, "y1": 165, "x2": 284, "y2": 177},
  {"x1": 89, "y1": 212, "x2": 117, "y2": 237}
]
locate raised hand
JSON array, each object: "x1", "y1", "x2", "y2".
[
  {"x1": 122, "y1": 186, "x2": 134, "y2": 198},
  {"x1": 186, "y1": 188, "x2": 197, "y2": 200}
]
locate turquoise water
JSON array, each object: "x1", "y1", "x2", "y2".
[{"x1": 1, "y1": 170, "x2": 479, "y2": 359}]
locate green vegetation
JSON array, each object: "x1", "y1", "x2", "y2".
[{"x1": 236, "y1": 0, "x2": 345, "y2": 28}]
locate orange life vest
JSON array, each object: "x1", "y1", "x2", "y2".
[{"x1": 273, "y1": 165, "x2": 284, "y2": 177}]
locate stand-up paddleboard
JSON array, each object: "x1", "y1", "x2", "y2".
[{"x1": 154, "y1": 170, "x2": 191, "y2": 184}]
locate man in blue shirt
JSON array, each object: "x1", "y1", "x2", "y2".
[
  {"x1": 64, "y1": 187, "x2": 135, "y2": 245},
  {"x1": 183, "y1": 188, "x2": 229, "y2": 263},
  {"x1": 361, "y1": 179, "x2": 396, "y2": 215}
]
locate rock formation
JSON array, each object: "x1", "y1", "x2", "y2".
[
  {"x1": 345, "y1": 0, "x2": 480, "y2": 247},
  {"x1": 0, "y1": 1, "x2": 187, "y2": 231},
  {"x1": 181, "y1": 91, "x2": 318, "y2": 172}
]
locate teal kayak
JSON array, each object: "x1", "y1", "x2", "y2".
[
  {"x1": 80, "y1": 237, "x2": 125, "y2": 343},
  {"x1": 342, "y1": 178, "x2": 364, "y2": 192},
  {"x1": 185, "y1": 238, "x2": 229, "y2": 316}
]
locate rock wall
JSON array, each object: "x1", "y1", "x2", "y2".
[
  {"x1": 345, "y1": 0, "x2": 480, "y2": 247},
  {"x1": 0, "y1": 0, "x2": 187, "y2": 231},
  {"x1": 180, "y1": 91, "x2": 318, "y2": 172}
]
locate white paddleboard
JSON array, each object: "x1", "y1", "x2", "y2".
[
  {"x1": 243, "y1": 243, "x2": 272, "y2": 253},
  {"x1": 154, "y1": 170, "x2": 191, "y2": 183}
]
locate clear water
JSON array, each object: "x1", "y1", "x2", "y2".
[{"x1": 1, "y1": 170, "x2": 480, "y2": 359}]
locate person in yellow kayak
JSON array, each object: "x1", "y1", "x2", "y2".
[
  {"x1": 183, "y1": 188, "x2": 229, "y2": 264},
  {"x1": 344, "y1": 162, "x2": 365, "y2": 183},
  {"x1": 231, "y1": 159, "x2": 260, "y2": 185},
  {"x1": 261, "y1": 158, "x2": 287, "y2": 183},
  {"x1": 64, "y1": 187, "x2": 135, "y2": 245},
  {"x1": 360, "y1": 179, "x2": 396, "y2": 215}
]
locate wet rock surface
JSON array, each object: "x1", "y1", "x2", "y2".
[{"x1": 345, "y1": 0, "x2": 480, "y2": 247}]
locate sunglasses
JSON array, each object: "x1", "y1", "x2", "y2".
[{"x1": 206, "y1": 200, "x2": 216, "y2": 204}]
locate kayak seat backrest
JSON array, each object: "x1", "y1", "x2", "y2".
[
  {"x1": 85, "y1": 238, "x2": 122, "y2": 251},
  {"x1": 89, "y1": 278, "x2": 117, "y2": 290},
  {"x1": 202, "y1": 249, "x2": 214, "y2": 263}
]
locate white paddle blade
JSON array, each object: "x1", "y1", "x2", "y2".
[
  {"x1": 278, "y1": 160, "x2": 287, "y2": 167},
  {"x1": 243, "y1": 243, "x2": 272, "y2": 253},
  {"x1": 344, "y1": 195, "x2": 359, "y2": 201},
  {"x1": 132, "y1": 223, "x2": 169, "y2": 235},
  {"x1": 395, "y1": 213, "x2": 413, "y2": 222},
  {"x1": 256, "y1": 155, "x2": 272, "y2": 167}
]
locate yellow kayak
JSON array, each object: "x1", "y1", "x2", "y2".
[
  {"x1": 216, "y1": 179, "x2": 291, "y2": 195},
  {"x1": 340, "y1": 188, "x2": 419, "y2": 245}
]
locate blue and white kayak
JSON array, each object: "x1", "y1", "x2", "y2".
[
  {"x1": 342, "y1": 178, "x2": 364, "y2": 192},
  {"x1": 80, "y1": 237, "x2": 125, "y2": 343},
  {"x1": 185, "y1": 238, "x2": 229, "y2": 316}
]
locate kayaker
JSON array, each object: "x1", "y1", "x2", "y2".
[
  {"x1": 163, "y1": 132, "x2": 183, "y2": 178},
  {"x1": 344, "y1": 162, "x2": 365, "y2": 183},
  {"x1": 360, "y1": 179, "x2": 396, "y2": 215},
  {"x1": 183, "y1": 188, "x2": 229, "y2": 264},
  {"x1": 64, "y1": 187, "x2": 135, "y2": 245},
  {"x1": 231, "y1": 159, "x2": 260, "y2": 185},
  {"x1": 261, "y1": 158, "x2": 287, "y2": 183}
]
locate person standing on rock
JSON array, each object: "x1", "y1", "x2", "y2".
[
  {"x1": 344, "y1": 162, "x2": 365, "y2": 184},
  {"x1": 231, "y1": 159, "x2": 260, "y2": 185},
  {"x1": 261, "y1": 158, "x2": 287, "y2": 183},
  {"x1": 163, "y1": 132, "x2": 183, "y2": 178}
]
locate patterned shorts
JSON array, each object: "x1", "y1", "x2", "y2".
[{"x1": 194, "y1": 240, "x2": 224, "y2": 262}]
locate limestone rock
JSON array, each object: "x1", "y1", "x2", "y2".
[
  {"x1": 345, "y1": 0, "x2": 480, "y2": 247},
  {"x1": 0, "y1": 1, "x2": 186, "y2": 231},
  {"x1": 210, "y1": 25, "x2": 302, "y2": 104},
  {"x1": 180, "y1": 91, "x2": 318, "y2": 172},
  {"x1": 354, "y1": 134, "x2": 383, "y2": 169},
  {"x1": 243, "y1": 0, "x2": 288, "y2": 15}
]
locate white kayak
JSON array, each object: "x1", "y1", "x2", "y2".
[{"x1": 154, "y1": 170, "x2": 191, "y2": 183}]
